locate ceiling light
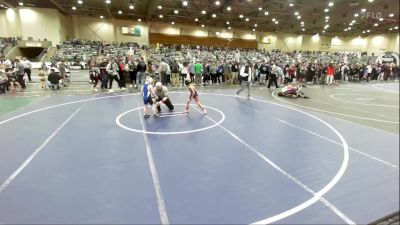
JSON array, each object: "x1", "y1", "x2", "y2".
[
  {"x1": 100, "y1": 15, "x2": 104, "y2": 18},
  {"x1": 344, "y1": 28, "x2": 347, "y2": 31},
  {"x1": 118, "y1": 10, "x2": 122, "y2": 14},
  {"x1": 158, "y1": 5, "x2": 162, "y2": 9},
  {"x1": 239, "y1": 14, "x2": 243, "y2": 18},
  {"x1": 216, "y1": 31, "x2": 220, "y2": 35},
  {"x1": 212, "y1": 14, "x2": 216, "y2": 18},
  {"x1": 171, "y1": 21, "x2": 175, "y2": 24},
  {"x1": 129, "y1": 5, "x2": 134, "y2": 9},
  {"x1": 272, "y1": 18, "x2": 276, "y2": 21},
  {"x1": 245, "y1": 18, "x2": 249, "y2": 21},
  {"x1": 254, "y1": 24, "x2": 257, "y2": 27},
  {"x1": 105, "y1": 0, "x2": 111, "y2": 4},
  {"x1": 252, "y1": 28, "x2": 256, "y2": 31},
  {"x1": 354, "y1": 13, "x2": 359, "y2": 17},
  {"x1": 227, "y1": 6, "x2": 231, "y2": 11},
  {"x1": 174, "y1": 10, "x2": 178, "y2": 14},
  {"x1": 226, "y1": 21, "x2": 230, "y2": 24},
  {"x1": 328, "y1": 2, "x2": 334, "y2": 7},
  {"x1": 19, "y1": 2, "x2": 23, "y2": 6},
  {"x1": 77, "y1": 0, "x2": 83, "y2": 4},
  {"x1": 324, "y1": 8, "x2": 329, "y2": 12},
  {"x1": 228, "y1": 27, "x2": 231, "y2": 29},
  {"x1": 352, "y1": 20, "x2": 356, "y2": 23},
  {"x1": 294, "y1": 12, "x2": 299, "y2": 16},
  {"x1": 361, "y1": 8, "x2": 366, "y2": 12},
  {"x1": 368, "y1": 0, "x2": 374, "y2": 2},
  {"x1": 201, "y1": 24, "x2": 205, "y2": 27},
  {"x1": 297, "y1": 16, "x2": 301, "y2": 19},
  {"x1": 264, "y1": 11, "x2": 269, "y2": 15},
  {"x1": 325, "y1": 19, "x2": 329, "y2": 23},
  {"x1": 138, "y1": 18, "x2": 141, "y2": 22},
  {"x1": 367, "y1": 30, "x2": 370, "y2": 32},
  {"x1": 301, "y1": 21, "x2": 304, "y2": 24},
  {"x1": 362, "y1": 31, "x2": 366, "y2": 33},
  {"x1": 322, "y1": 30, "x2": 325, "y2": 33},
  {"x1": 349, "y1": 23, "x2": 353, "y2": 26},
  {"x1": 195, "y1": 18, "x2": 198, "y2": 21},
  {"x1": 275, "y1": 21, "x2": 279, "y2": 24},
  {"x1": 302, "y1": 28, "x2": 305, "y2": 31},
  {"x1": 373, "y1": 23, "x2": 378, "y2": 26},
  {"x1": 325, "y1": 16, "x2": 329, "y2": 19},
  {"x1": 72, "y1": 6, "x2": 76, "y2": 10},
  {"x1": 389, "y1": 13, "x2": 394, "y2": 17},
  {"x1": 259, "y1": 7, "x2": 262, "y2": 11},
  {"x1": 394, "y1": 26, "x2": 398, "y2": 29},
  {"x1": 348, "y1": 27, "x2": 352, "y2": 30},
  {"x1": 389, "y1": 28, "x2": 392, "y2": 31},
  {"x1": 182, "y1": 1, "x2": 188, "y2": 6},
  {"x1": 289, "y1": 3, "x2": 294, "y2": 6},
  {"x1": 301, "y1": 24, "x2": 304, "y2": 26},
  {"x1": 202, "y1": 10, "x2": 206, "y2": 14},
  {"x1": 379, "y1": 18, "x2": 384, "y2": 21},
  {"x1": 215, "y1": 1, "x2": 220, "y2": 6},
  {"x1": 159, "y1": 14, "x2": 163, "y2": 18}
]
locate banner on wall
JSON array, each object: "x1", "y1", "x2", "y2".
[
  {"x1": 375, "y1": 52, "x2": 399, "y2": 65},
  {"x1": 121, "y1": 27, "x2": 141, "y2": 37},
  {"x1": 259, "y1": 37, "x2": 271, "y2": 44},
  {"x1": 26, "y1": 42, "x2": 42, "y2": 47}
]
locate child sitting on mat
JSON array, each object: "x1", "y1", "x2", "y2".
[
  {"x1": 184, "y1": 78, "x2": 207, "y2": 114},
  {"x1": 141, "y1": 76, "x2": 156, "y2": 119}
]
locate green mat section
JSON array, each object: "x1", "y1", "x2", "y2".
[{"x1": 0, "y1": 97, "x2": 42, "y2": 116}]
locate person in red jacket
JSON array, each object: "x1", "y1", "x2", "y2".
[{"x1": 326, "y1": 63, "x2": 335, "y2": 85}]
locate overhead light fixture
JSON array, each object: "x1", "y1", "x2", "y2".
[
  {"x1": 301, "y1": 24, "x2": 304, "y2": 26},
  {"x1": 302, "y1": 28, "x2": 305, "y2": 31},
  {"x1": 325, "y1": 19, "x2": 329, "y2": 23},
  {"x1": 118, "y1": 10, "x2": 122, "y2": 14},
  {"x1": 272, "y1": 18, "x2": 276, "y2": 21},
  {"x1": 373, "y1": 23, "x2": 378, "y2": 26},
  {"x1": 171, "y1": 21, "x2": 175, "y2": 24},
  {"x1": 100, "y1": 15, "x2": 104, "y2": 18},
  {"x1": 19, "y1": 2, "x2": 24, "y2": 6},
  {"x1": 297, "y1": 15, "x2": 301, "y2": 19},
  {"x1": 264, "y1": 11, "x2": 269, "y2": 15},
  {"x1": 174, "y1": 10, "x2": 179, "y2": 14},
  {"x1": 379, "y1": 18, "x2": 383, "y2": 21},
  {"x1": 367, "y1": 29, "x2": 370, "y2": 32},
  {"x1": 226, "y1": 21, "x2": 230, "y2": 24},
  {"x1": 325, "y1": 16, "x2": 330, "y2": 19},
  {"x1": 254, "y1": 24, "x2": 257, "y2": 27},
  {"x1": 368, "y1": 0, "x2": 374, "y2": 2},
  {"x1": 212, "y1": 13, "x2": 216, "y2": 18},
  {"x1": 324, "y1": 8, "x2": 329, "y2": 12},
  {"x1": 77, "y1": 0, "x2": 83, "y2": 4},
  {"x1": 159, "y1": 14, "x2": 163, "y2": 18},
  {"x1": 363, "y1": 30, "x2": 366, "y2": 33},
  {"x1": 195, "y1": 18, "x2": 198, "y2": 21},
  {"x1": 301, "y1": 21, "x2": 304, "y2": 24},
  {"x1": 322, "y1": 30, "x2": 325, "y2": 33},
  {"x1": 289, "y1": 3, "x2": 294, "y2": 6},
  {"x1": 252, "y1": 28, "x2": 256, "y2": 31},
  {"x1": 158, "y1": 5, "x2": 162, "y2": 9},
  {"x1": 352, "y1": 20, "x2": 356, "y2": 23},
  {"x1": 239, "y1": 14, "x2": 243, "y2": 18},
  {"x1": 275, "y1": 21, "x2": 279, "y2": 24},
  {"x1": 215, "y1": 1, "x2": 220, "y2": 6},
  {"x1": 389, "y1": 13, "x2": 394, "y2": 17},
  {"x1": 105, "y1": 0, "x2": 111, "y2": 4},
  {"x1": 245, "y1": 18, "x2": 249, "y2": 21},
  {"x1": 294, "y1": 12, "x2": 299, "y2": 15},
  {"x1": 72, "y1": 6, "x2": 76, "y2": 10},
  {"x1": 348, "y1": 27, "x2": 352, "y2": 30},
  {"x1": 138, "y1": 18, "x2": 141, "y2": 22},
  {"x1": 182, "y1": 1, "x2": 188, "y2": 6},
  {"x1": 328, "y1": 2, "x2": 334, "y2": 7},
  {"x1": 354, "y1": 13, "x2": 359, "y2": 17},
  {"x1": 395, "y1": 26, "x2": 399, "y2": 29},
  {"x1": 201, "y1": 24, "x2": 205, "y2": 27},
  {"x1": 129, "y1": 5, "x2": 134, "y2": 9},
  {"x1": 202, "y1": 10, "x2": 206, "y2": 14},
  {"x1": 227, "y1": 6, "x2": 231, "y2": 11},
  {"x1": 344, "y1": 28, "x2": 347, "y2": 31},
  {"x1": 361, "y1": 8, "x2": 366, "y2": 12},
  {"x1": 389, "y1": 28, "x2": 393, "y2": 31},
  {"x1": 216, "y1": 31, "x2": 221, "y2": 35},
  {"x1": 258, "y1": 7, "x2": 262, "y2": 11},
  {"x1": 228, "y1": 26, "x2": 231, "y2": 29}
]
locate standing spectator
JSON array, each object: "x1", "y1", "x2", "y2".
[
  {"x1": 268, "y1": 62, "x2": 280, "y2": 89},
  {"x1": 170, "y1": 60, "x2": 180, "y2": 87},
  {"x1": 22, "y1": 57, "x2": 32, "y2": 82},
  {"x1": 106, "y1": 59, "x2": 120, "y2": 92},
  {"x1": 15, "y1": 59, "x2": 26, "y2": 90},
  {"x1": 136, "y1": 58, "x2": 147, "y2": 88},
  {"x1": 236, "y1": 61, "x2": 252, "y2": 99},
  {"x1": 341, "y1": 63, "x2": 349, "y2": 82},
  {"x1": 231, "y1": 61, "x2": 239, "y2": 85},
  {"x1": 118, "y1": 59, "x2": 126, "y2": 89},
  {"x1": 58, "y1": 60, "x2": 68, "y2": 87},
  {"x1": 222, "y1": 61, "x2": 232, "y2": 85},
  {"x1": 326, "y1": 63, "x2": 335, "y2": 85},
  {"x1": 180, "y1": 62, "x2": 189, "y2": 87},
  {"x1": 194, "y1": 61, "x2": 203, "y2": 86},
  {"x1": 159, "y1": 59, "x2": 169, "y2": 85}
]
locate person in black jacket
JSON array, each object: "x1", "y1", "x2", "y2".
[
  {"x1": 48, "y1": 69, "x2": 60, "y2": 90},
  {"x1": 136, "y1": 58, "x2": 147, "y2": 88}
]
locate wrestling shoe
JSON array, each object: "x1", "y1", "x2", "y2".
[{"x1": 144, "y1": 114, "x2": 150, "y2": 119}]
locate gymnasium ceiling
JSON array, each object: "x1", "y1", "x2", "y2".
[{"x1": 0, "y1": 0, "x2": 399, "y2": 36}]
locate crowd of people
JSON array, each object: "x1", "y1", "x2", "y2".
[{"x1": 0, "y1": 42, "x2": 399, "y2": 95}]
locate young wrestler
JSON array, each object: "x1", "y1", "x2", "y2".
[
  {"x1": 184, "y1": 78, "x2": 207, "y2": 114},
  {"x1": 141, "y1": 76, "x2": 155, "y2": 118}
]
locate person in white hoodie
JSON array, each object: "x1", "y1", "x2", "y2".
[{"x1": 235, "y1": 61, "x2": 252, "y2": 99}]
